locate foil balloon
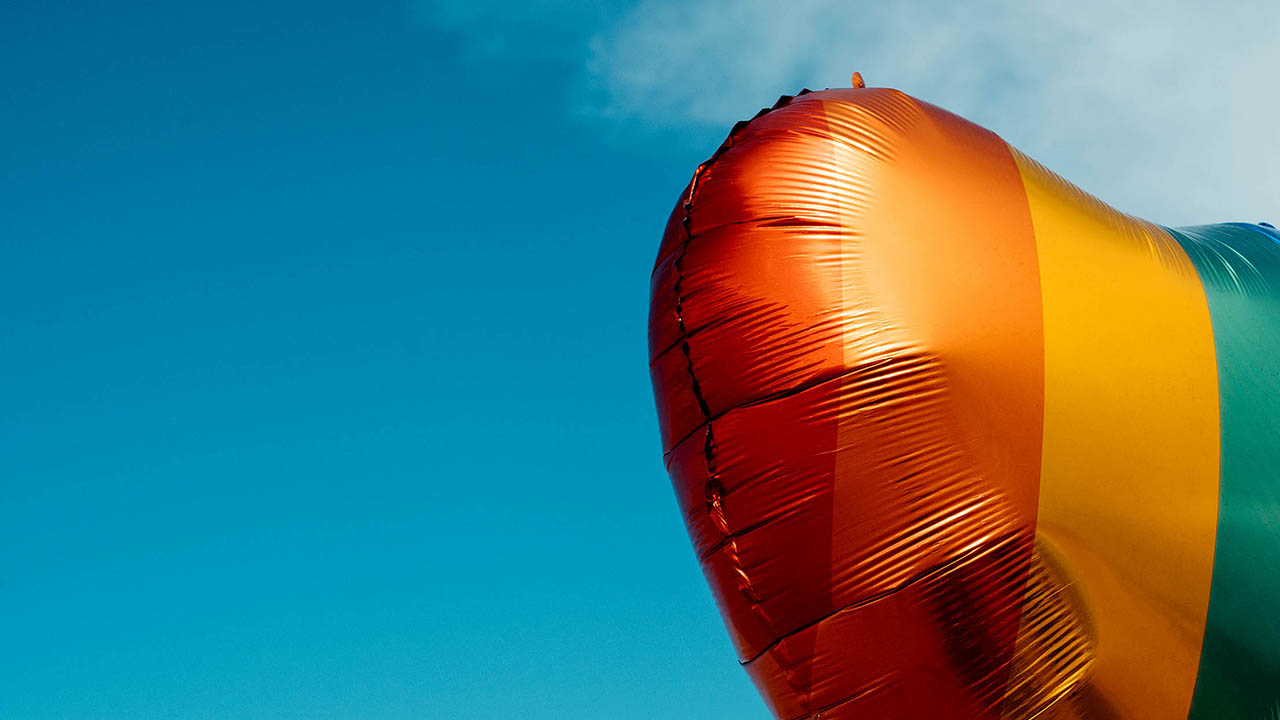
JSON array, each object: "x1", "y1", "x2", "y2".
[{"x1": 648, "y1": 77, "x2": 1280, "y2": 720}]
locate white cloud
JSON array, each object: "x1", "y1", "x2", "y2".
[{"x1": 585, "y1": 0, "x2": 1280, "y2": 225}]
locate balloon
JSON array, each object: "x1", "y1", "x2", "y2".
[{"x1": 648, "y1": 82, "x2": 1280, "y2": 719}]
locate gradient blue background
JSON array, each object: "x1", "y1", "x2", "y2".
[{"x1": 1, "y1": 3, "x2": 760, "y2": 718}]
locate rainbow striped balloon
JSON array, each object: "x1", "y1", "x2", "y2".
[{"x1": 648, "y1": 83, "x2": 1280, "y2": 719}]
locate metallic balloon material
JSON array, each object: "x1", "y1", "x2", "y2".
[{"x1": 648, "y1": 84, "x2": 1280, "y2": 719}]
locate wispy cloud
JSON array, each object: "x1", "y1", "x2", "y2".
[
  {"x1": 586, "y1": 0, "x2": 1279, "y2": 224},
  {"x1": 421, "y1": 0, "x2": 1280, "y2": 224}
]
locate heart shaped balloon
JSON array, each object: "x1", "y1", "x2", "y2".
[{"x1": 649, "y1": 82, "x2": 1280, "y2": 720}]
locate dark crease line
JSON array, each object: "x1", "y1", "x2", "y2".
[
  {"x1": 662, "y1": 352, "x2": 934, "y2": 462},
  {"x1": 741, "y1": 532, "x2": 1024, "y2": 668},
  {"x1": 784, "y1": 684, "x2": 882, "y2": 720},
  {"x1": 662, "y1": 364, "x2": 855, "y2": 458},
  {"x1": 667, "y1": 92, "x2": 818, "y2": 715}
]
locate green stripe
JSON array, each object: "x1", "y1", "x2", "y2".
[{"x1": 1166, "y1": 223, "x2": 1280, "y2": 719}]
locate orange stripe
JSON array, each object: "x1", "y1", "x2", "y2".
[
  {"x1": 805, "y1": 90, "x2": 1046, "y2": 716},
  {"x1": 827, "y1": 93, "x2": 1045, "y2": 527}
]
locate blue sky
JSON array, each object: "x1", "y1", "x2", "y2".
[{"x1": 2, "y1": 2, "x2": 1275, "y2": 719}]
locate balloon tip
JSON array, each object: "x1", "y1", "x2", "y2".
[{"x1": 851, "y1": 72, "x2": 866, "y2": 89}]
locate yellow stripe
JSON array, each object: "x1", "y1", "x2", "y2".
[{"x1": 1011, "y1": 148, "x2": 1220, "y2": 717}]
